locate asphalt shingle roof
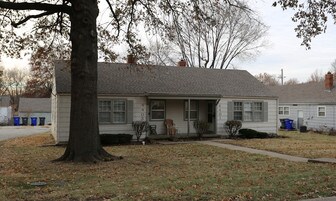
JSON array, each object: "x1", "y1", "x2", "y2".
[
  {"x1": 54, "y1": 61, "x2": 276, "y2": 98},
  {"x1": 0, "y1": 96, "x2": 11, "y2": 107},
  {"x1": 269, "y1": 82, "x2": 336, "y2": 104},
  {"x1": 19, "y1": 98, "x2": 51, "y2": 113}
]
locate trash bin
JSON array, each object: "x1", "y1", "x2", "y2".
[
  {"x1": 13, "y1": 116, "x2": 20, "y2": 126},
  {"x1": 300, "y1": 126, "x2": 307, "y2": 133},
  {"x1": 21, "y1": 117, "x2": 28, "y2": 126},
  {"x1": 31, "y1": 117, "x2": 37, "y2": 126},
  {"x1": 39, "y1": 117, "x2": 45, "y2": 126},
  {"x1": 284, "y1": 118, "x2": 294, "y2": 130}
]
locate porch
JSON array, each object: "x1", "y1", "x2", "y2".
[{"x1": 146, "y1": 96, "x2": 221, "y2": 136}]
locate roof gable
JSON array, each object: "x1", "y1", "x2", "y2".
[{"x1": 54, "y1": 61, "x2": 275, "y2": 98}]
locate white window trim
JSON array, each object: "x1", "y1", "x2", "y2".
[
  {"x1": 184, "y1": 100, "x2": 199, "y2": 121},
  {"x1": 317, "y1": 106, "x2": 326, "y2": 117},
  {"x1": 279, "y1": 106, "x2": 290, "y2": 116},
  {"x1": 98, "y1": 99, "x2": 127, "y2": 124},
  {"x1": 233, "y1": 101, "x2": 263, "y2": 122},
  {"x1": 150, "y1": 100, "x2": 166, "y2": 121}
]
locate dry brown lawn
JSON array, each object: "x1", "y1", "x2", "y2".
[
  {"x1": 218, "y1": 131, "x2": 336, "y2": 159},
  {"x1": 0, "y1": 132, "x2": 336, "y2": 201}
]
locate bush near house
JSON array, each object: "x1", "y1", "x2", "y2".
[
  {"x1": 238, "y1": 129, "x2": 269, "y2": 139},
  {"x1": 193, "y1": 120, "x2": 210, "y2": 139},
  {"x1": 100, "y1": 134, "x2": 133, "y2": 145},
  {"x1": 224, "y1": 120, "x2": 242, "y2": 138}
]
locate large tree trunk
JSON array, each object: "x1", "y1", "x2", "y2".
[{"x1": 56, "y1": 0, "x2": 121, "y2": 162}]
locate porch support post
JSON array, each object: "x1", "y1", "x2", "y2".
[{"x1": 187, "y1": 98, "x2": 190, "y2": 136}]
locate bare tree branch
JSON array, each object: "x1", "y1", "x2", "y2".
[
  {"x1": 105, "y1": 0, "x2": 120, "y2": 38},
  {"x1": 11, "y1": 11, "x2": 56, "y2": 27},
  {"x1": 0, "y1": 1, "x2": 71, "y2": 14}
]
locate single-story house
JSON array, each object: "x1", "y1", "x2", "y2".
[
  {"x1": 0, "y1": 96, "x2": 12, "y2": 124},
  {"x1": 270, "y1": 72, "x2": 336, "y2": 130},
  {"x1": 51, "y1": 59, "x2": 278, "y2": 144},
  {"x1": 18, "y1": 98, "x2": 51, "y2": 125}
]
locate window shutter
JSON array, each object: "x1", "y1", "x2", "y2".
[
  {"x1": 263, "y1": 102, "x2": 268, "y2": 122},
  {"x1": 127, "y1": 100, "x2": 134, "y2": 124},
  {"x1": 227, "y1": 101, "x2": 234, "y2": 121}
]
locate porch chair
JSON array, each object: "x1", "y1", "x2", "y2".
[{"x1": 164, "y1": 119, "x2": 177, "y2": 136}]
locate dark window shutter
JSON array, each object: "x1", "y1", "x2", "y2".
[
  {"x1": 263, "y1": 102, "x2": 268, "y2": 122},
  {"x1": 227, "y1": 101, "x2": 234, "y2": 121},
  {"x1": 127, "y1": 100, "x2": 134, "y2": 124}
]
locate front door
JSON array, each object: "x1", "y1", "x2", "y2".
[
  {"x1": 207, "y1": 101, "x2": 216, "y2": 133},
  {"x1": 297, "y1": 110, "x2": 304, "y2": 129}
]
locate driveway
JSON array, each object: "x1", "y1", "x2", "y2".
[{"x1": 0, "y1": 126, "x2": 51, "y2": 141}]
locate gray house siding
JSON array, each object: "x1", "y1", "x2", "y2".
[
  {"x1": 278, "y1": 103, "x2": 336, "y2": 130},
  {"x1": 217, "y1": 98, "x2": 277, "y2": 135},
  {"x1": 52, "y1": 61, "x2": 278, "y2": 143}
]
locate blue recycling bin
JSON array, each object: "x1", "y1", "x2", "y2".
[
  {"x1": 284, "y1": 118, "x2": 294, "y2": 130},
  {"x1": 31, "y1": 117, "x2": 37, "y2": 126},
  {"x1": 13, "y1": 116, "x2": 20, "y2": 126}
]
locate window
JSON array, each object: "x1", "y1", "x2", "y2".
[
  {"x1": 279, "y1": 106, "x2": 290, "y2": 115},
  {"x1": 98, "y1": 100, "x2": 126, "y2": 123},
  {"x1": 317, "y1": 106, "x2": 326, "y2": 117},
  {"x1": 150, "y1": 100, "x2": 165, "y2": 120},
  {"x1": 233, "y1": 101, "x2": 264, "y2": 122},
  {"x1": 184, "y1": 100, "x2": 199, "y2": 120}
]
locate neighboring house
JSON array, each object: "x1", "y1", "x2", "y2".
[
  {"x1": 18, "y1": 98, "x2": 51, "y2": 125},
  {"x1": 270, "y1": 72, "x2": 336, "y2": 130},
  {"x1": 51, "y1": 59, "x2": 278, "y2": 144},
  {"x1": 0, "y1": 96, "x2": 12, "y2": 124}
]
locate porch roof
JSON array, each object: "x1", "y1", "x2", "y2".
[{"x1": 54, "y1": 61, "x2": 276, "y2": 99}]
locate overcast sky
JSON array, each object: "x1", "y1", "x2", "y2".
[
  {"x1": 241, "y1": 1, "x2": 336, "y2": 82},
  {"x1": 2, "y1": 1, "x2": 336, "y2": 83}
]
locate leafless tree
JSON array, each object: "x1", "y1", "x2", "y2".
[
  {"x1": 284, "y1": 78, "x2": 300, "y2": 85},
  {"x1": 2, "y1": 67, "x2": 29, "y2": 112},
  {"x1": 255, "y1": 73, "x2": 280, "y2": 86},
  {"x1": 306, "y1": 69, "x2": 324, "y2": 83},
  {"x1": 161, "y1": 1, "x2": 268, "y2": 69}
]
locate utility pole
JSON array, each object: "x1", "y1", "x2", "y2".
[{"x1": 280, "y1": 68, "x2": 285, "y2": 85}]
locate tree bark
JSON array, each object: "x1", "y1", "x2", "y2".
[{"x1": 56, "y1": 0, "x2": 121, "y2": 162}]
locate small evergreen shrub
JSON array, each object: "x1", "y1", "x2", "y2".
[
  {"x1": 224, "y1": 120, "x2": 242, "y2": 138},
  {"x1": 239, "y1": 129, "x2": 269, "y2": 139},
  {"x1": 100, "y1": 134, "x2": 133, "y2": 145}
]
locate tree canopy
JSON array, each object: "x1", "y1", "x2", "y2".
[{"x1": 273, "y1": 0, "x2": 336, "y2": 48}]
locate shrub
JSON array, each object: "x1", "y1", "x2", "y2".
[
  {"x1": 239, "y1": 129, "x2": 269, "y2": 139},
  {"x1": 193, "y1": 120, "x2": 210, "y2": 139},
  {"x1": 100, "y1": 134, "x2": 133, "y2": 145},
  {"x1": 224, "y1": 120, "x2": 242, "y2": 138}
]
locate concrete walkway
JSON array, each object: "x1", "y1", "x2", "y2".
[
  {"x1": 198, "y1": 141, "x2": 309, "y2": 162},
  {"x1": 196, "y1": 140, "x2": 336, "y2": 201}
]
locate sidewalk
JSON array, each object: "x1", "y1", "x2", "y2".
[
  {"x1": 197, "y1": 141, "x2": 308, "y2": 162},
  {"x1": 196, "y1": 140, "x2": 336, "y2": 201}
]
